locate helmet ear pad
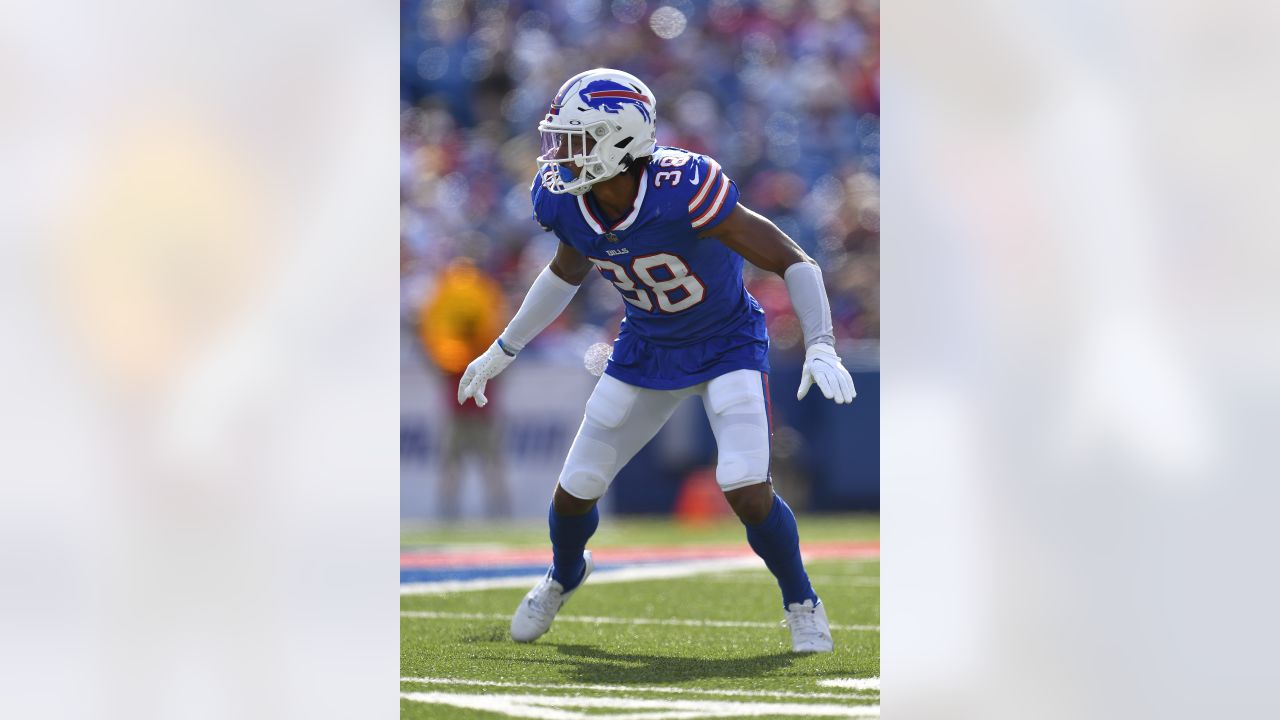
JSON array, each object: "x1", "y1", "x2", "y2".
[{"x1": 593, "y1": 122, "x2": 652, "y2": 178}]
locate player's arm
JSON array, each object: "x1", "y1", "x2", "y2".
[
  {"x1": 457, "y1": 241, "x2": 589, "y2": 407},
  {"x1": 699, "y1": 203, "x2": 810, "y2": 275},
  {"x1": 702, "y1": 204, "x2": 856, "y2": 405},
  {"x1": 548, "y1": 239, "x2": 593, "y2": 284}
]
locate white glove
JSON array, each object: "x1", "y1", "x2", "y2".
[
  {"x1": 457, "y1": 340, "x2": 516, "y2": 407},
  {"x1": 797, "y1": 343, "x2": 856, "y2": 404}
]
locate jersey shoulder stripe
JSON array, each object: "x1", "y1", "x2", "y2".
[
  {"x1": 691, "y1": 173, "x2": 731, "y2": 228},
  {"x1": 687, "y1": 158, "x2": 722, "y2": 212}
]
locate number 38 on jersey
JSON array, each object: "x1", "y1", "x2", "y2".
[{"x1": 590, "y1": 253, "x2": 705, "y2": 314}]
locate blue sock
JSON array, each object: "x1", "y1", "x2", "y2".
[
  {"x1": 745, "y1": 494, "x2": 818, "y2": 608},
  {"x1": 549, "y1": 502, "x2": 598, "y2": 591}
]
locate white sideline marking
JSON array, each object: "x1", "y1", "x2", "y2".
[
  {"x1": 818, "y1": 678, "x2": 881, "y2": 691},
  {"x1": 400, "y1": 557, "x2": 765, "y2": 595},
  {"x1": 401, "y1": 691, "x2": 880, "y2": 718},
  {"x1": 401, "y1": 610, "x2": 880, "y2": 632},
  {"x1": 401, "y1": 676, "x2": 879, "y2": 701}
]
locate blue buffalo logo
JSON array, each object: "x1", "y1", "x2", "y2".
[{"x1": 576, "y1": 80, "x2": 653, "y2": 123}]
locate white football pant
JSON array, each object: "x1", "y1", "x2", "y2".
[{"x1": 558, "y1": 369, "x2": 772, "y2": 500}]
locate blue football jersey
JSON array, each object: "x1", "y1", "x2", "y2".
[{"x1": 530, "y1": 146, "x2": 770, "y2": 390}]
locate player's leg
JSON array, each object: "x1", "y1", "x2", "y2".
[
  {"x1": 703, "y1": 369, "x2": 816, "y2": 605},
  {"x1": 702, "y1": 369, "x2": 831, "y2": 652},
  {"x1": 512, "y1": 375, "x2": 685, "y2": 642},
  {"x1": 549, "y1": 374, "x2": 688, "y2": 589},
  {"x1": 726, "y1": 484, "x2": 817, "y2": 609}
]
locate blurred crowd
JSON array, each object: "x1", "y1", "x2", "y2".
[{"x1": 402, "y1": 0, "x2": 880, "y2": 370}]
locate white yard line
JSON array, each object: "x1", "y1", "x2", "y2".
[
  {"x1": 400, "y1": 557, "x2": 765, "y2": 595},
  {"x1": 818, "y1": 678, "x2": 881, "y2": 691},
  {"x1": 401, "y1": 676, "x2": 879, "y2": 700},
  {"x1": 402, "y1": 693, "x2": 578, "y2": 720},
  {"x1": 401, "y1": 691, "x2": 880, "y2": 718},
  {"x1": 401, "y1": 609, "x2": 879, "y2": 632}
]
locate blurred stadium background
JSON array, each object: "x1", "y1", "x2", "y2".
[{"x1": 401, "y1": 0, "x2": 880, "y2": 521}]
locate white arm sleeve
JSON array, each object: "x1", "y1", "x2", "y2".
[
  {"x1": 783, "y1": 261, "x2": 836, "y2": 348},
  {"x1": 498, "y1": 265, "x2": 581, "y2": 354}
]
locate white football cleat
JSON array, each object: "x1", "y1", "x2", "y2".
[
  {"x1": 784, "y1": 598, "x2": 834, "y2": 653},
  {"x1": 510, "y1": 550, "x2": 594, "y2": 643}
]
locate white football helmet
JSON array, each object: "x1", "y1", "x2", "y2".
[{"x1": 537, "y1": 68, "x2": 658, "y2": 196}]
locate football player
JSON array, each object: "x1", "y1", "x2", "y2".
[{"x1": 457, "y1": 68, "x2": 856, "y2": 653}]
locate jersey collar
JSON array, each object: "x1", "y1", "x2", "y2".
[{"x1": 577, "y1": 165, "x2": 648, "y2": 236}]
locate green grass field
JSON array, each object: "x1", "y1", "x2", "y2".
[{"x1": 401, "y1": 514, "x2": 879, "y2": 719}]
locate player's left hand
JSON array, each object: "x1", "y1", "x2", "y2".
[{"x1": 797, "y1": 343, "x2": 856, "y2": 404}]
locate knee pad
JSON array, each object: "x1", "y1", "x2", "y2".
[
  {"x1": 558, "y1": 435, "x2": 616, "y2": 500},
  {"x1": 715, "y1": 429, "x2": 771, "y2": 491}
]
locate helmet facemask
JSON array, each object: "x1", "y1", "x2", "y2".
[{"x1": 538, "y1": 119, "x2": 634, "y2": 196}]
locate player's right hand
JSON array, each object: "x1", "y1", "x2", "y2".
[{"x1": 457, "y1": 340, "x2": 516, "y2": 407}]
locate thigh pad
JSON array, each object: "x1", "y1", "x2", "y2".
[
  {"x1": 584, "y1": 375, "x2": 641, "y2": 429},
  {"x1": 705, "y1": 369, "x2": 764, "y2": 417}
]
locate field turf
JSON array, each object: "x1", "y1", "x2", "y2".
[{"x1": 401, "y1": 514, "x2": 879, "y2": 719}]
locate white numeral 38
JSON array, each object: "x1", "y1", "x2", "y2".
[{"x1": 590, "y1": 253, "x2": 706, "y2": 313}]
